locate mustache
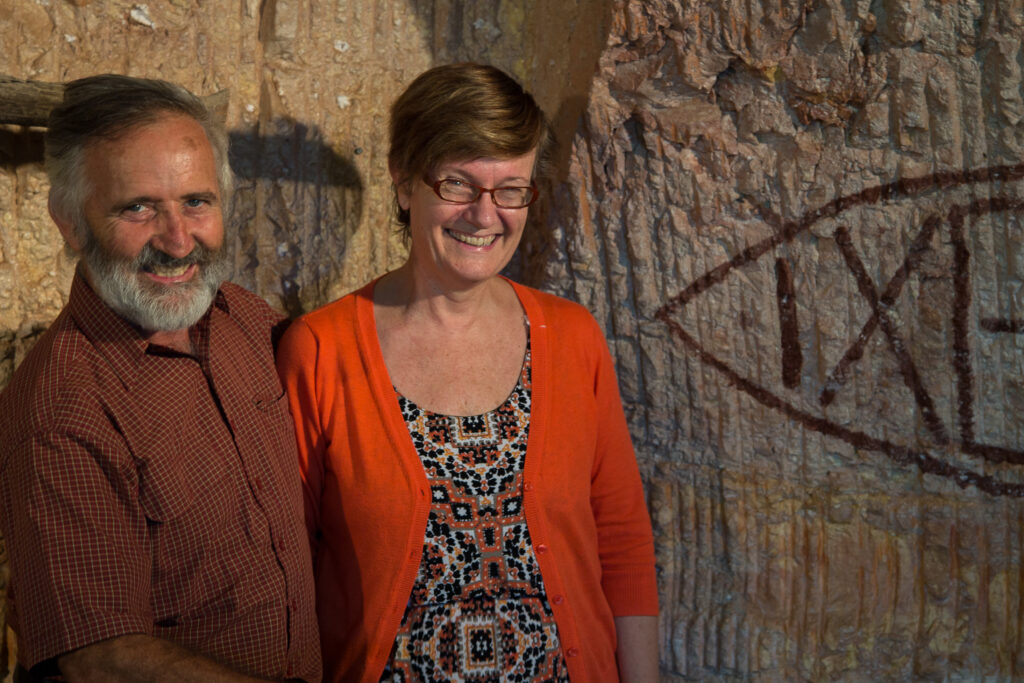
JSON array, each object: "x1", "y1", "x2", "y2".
[{"x1": 136, "y1": 243, "x2": 218, "y2": 271}]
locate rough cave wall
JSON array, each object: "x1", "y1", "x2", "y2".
[
  {"x1": 1, "y1": 0, "x2": 1023, "y2": 680},
  {"x1": 543, "y1": 0, "x2": 1024, "y2": 679}
]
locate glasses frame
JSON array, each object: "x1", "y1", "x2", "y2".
[{"x1": 427, "y1": 177, "x2": 539, "y2": 209}]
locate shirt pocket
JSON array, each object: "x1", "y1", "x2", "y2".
[
  {"x1": 252, "y1": 388, "x2": 299, "y2": 459},
  {"x1": 135, "y1": 420, "x2": 230, "y2": 524},
  {"x1": 250, "y1": 388, "x2": 303, "y2": 498}
]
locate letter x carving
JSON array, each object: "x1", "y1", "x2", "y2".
[{"x1": 819, "y1": 215, "x2": 950, "y2": 446}]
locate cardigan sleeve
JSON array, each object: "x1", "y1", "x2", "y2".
[
  {"x1": 276, "y1": 318, "x2": 328, "y2": 558},
  {"x1": 586, "y1": 318, "x2": 660, "y2": 616}
]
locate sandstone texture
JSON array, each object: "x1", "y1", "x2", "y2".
[
  {"x1": 1, "y1": 0, "x2": 1023, "y2": 680},
  {"x1": 546, "y1": 0, "x2": 1024, "y2": 679}
]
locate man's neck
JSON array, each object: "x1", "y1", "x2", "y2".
[{"x1": 146, "y1": 328, "x2": 194, "y2": 354}]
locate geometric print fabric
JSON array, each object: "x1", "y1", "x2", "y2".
[{"x1": 380, "y1": 339, "x2": 569, "y2": 682}]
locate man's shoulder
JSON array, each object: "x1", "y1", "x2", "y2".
[
  {"x1": 216, "y1": 282, "x2": 288, "y2": 343},
  {"x1": 0, "y1": 311, "x2": 109, "y2": 447},
  {"x1": 219, "y1": 282, "x2": 281, "y2": 322}
]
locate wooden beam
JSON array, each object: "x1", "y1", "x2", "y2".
[
  {"x1": 0, "y1": 74, "x2": 230, "y2": 127},
  {"x1": 0, "y1": 75, "x2": 62, "y2": 127}
]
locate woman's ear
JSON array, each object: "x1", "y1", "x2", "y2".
[
  {"x1": 49, "y1": 195, "x2": 86, "y2": 252},
  {"x1": 389, "y1": 164, "x2": 411, "y2": 211}
]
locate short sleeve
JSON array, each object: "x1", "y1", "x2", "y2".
[{"x1": 1, "y1": 426, "x2": 152, "y2": 668}]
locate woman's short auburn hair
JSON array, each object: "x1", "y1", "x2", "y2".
[{"x1": 388, "y1": 63, "x2": 553, "y2": 230}]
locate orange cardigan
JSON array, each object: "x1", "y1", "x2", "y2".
[{"x1": 276, "y1": 279, "x2": 658, "y2": 683}]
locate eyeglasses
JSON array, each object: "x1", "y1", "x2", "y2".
[{"x1": 427, "y1": 177, "x2": 538, "y2": 209}]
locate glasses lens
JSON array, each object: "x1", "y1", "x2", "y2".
[
  {"x1": 493, "y1": 186, "x2": 536, "y2": 208},
  {"x1": 436, "y1": 179, "x2": 478, "y2": 203}
]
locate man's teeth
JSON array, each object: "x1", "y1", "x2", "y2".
[
  {"x1": 149, "y1": 263, "x2": 192, "y2": 277},
  {"x1": 448, "y1": 230, "x2": 495, "y2": 246}
]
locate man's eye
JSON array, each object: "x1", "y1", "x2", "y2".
[
  {"x1": 185, "y1": 198, "x2": 206, "y2": 208},
  {"x1": 120, "y1": 203, "x2": 156, "y2": 220}
]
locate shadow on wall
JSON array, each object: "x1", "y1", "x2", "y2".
[
  {"x1": 0, "y1": 124, "x2": 360, "y2": 197},
  {"x1": 226, "y1": 124, "x2": 364, "y2": 317},
  {"x1": 0, "y1": 127, "x2": 44, "y2": 167},
  {"x1": 229, "y1": 126, "x2": 361, "y2": 189}
]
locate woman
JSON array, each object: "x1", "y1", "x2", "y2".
[{"x1": 277, "y1": 63, "x2": 659, "y2": 682}]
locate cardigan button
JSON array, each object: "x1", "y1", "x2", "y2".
[
  {"x1": 524, "y1": 482, "x2": 534, "y2": 492},
  {"x1": 566, "y1": 647, "x2": 579, "y2": 657},
  {"x1": 551, "y1": 595, "x2": 564, "y2": 605},
  {"x1": 536, "y1": 544, "x2": 548, "y2": 554}
]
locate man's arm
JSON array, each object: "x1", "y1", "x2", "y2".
[
  {"x1": 58, "y1": 635, "x2": 274, "y2": 683},
  {"x1": 614, "y1": 615, "x2": 660, "y2": 683}
]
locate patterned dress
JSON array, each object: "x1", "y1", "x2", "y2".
[{"x1": 379, "y1": 339, "x2": 570, "y2": 682}]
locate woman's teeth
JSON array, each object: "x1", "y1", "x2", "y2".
[{"x1": 448, "y1": 230, "x2": 495, "y2": 246}]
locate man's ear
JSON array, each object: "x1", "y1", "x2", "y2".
[
  {"x1": 48, "y1": 195, "x2": 85, "y2": 252},
  {"x1": 389, "y1": 164, "x2": 411, "y2": 211}
]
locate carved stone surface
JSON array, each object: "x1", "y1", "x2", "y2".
[
  {"x1": 1, "y1": 0, "x2": 1023, "y2": 679},
  {"x1": 545, "y1": 0, "x2": 1024, "y2": 678}
]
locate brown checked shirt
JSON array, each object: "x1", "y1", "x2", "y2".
[{"x1": 0, "y1": 271, "x2": 321, "y2": 681}]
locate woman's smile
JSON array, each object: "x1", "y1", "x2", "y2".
[{"x1": 445, "y1": 228, "x2": 498, "y2": 248}]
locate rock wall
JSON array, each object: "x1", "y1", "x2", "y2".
[
  {"x1": 546, "y1": 0, "x2": 1024, "y2": 679},
  {"x1": 2, "y1": 0, "x2": 1023, "y2": 679}
]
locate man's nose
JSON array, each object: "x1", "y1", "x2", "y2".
[{"x1": 150, "y1": 208, "x2": 194, "y2": 258}]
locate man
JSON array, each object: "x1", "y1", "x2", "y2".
[{"x1": 0, "y1": 75, "x2": 320, "y2": 682}]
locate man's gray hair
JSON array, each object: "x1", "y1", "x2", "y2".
[{"x1": 45, "y1": 74, "x2": 233, "y2": 233}]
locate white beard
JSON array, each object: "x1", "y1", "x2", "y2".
[{"x1": 80, "y1": 235, "x2": 232, "y2": 332}]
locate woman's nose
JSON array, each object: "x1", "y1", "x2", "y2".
[{"x1": 463, "y1": 191, "x2": 500, "y2": 227}]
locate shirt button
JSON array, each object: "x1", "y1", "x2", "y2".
[
  {"x1": 566, "y1": 647, "x2": 579, "y2": 657},
  {"x1": 552, "y1": 595, "x2": 564, "y2": 605},
  {"x1": 254, "y1": 477, "x2": 263, "y2": 490},
  {"x1": 536, "y1": 544, "x2": 548, "y2": 554}
]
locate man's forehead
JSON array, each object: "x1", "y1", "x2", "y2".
[
  {"x1": 87, "y1": 113, "x2": 212, "y2": 155},
  {"x1": 81, "y1": 114, "x2": 220, "y2": 200}
]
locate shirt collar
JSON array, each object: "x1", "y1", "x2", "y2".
[{"x1": 67, "y1": 266, "x2": 227, "y2": 369}]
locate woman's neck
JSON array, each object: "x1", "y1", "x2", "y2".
[{"x1": 376, "y1": 262, "x2": 510, "y2": 329}]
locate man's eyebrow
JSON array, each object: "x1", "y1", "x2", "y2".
[
  {"x1": 183, "y1": 191, "x2": 219, "y2": 202},
  {"x1": 114, "y1": 196, "x2": 159, "y2": 209}
]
